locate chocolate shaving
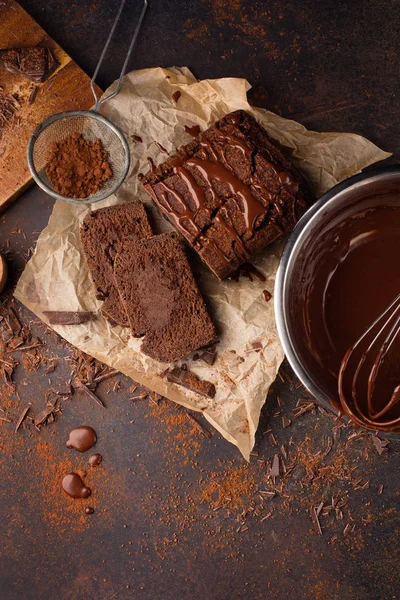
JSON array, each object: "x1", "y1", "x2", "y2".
[
  {"x1": 269, "y1": 433, "x2": 277, "y2": 447},
  {"x1": 0, "y1": 47, "x2": 57, "y2": 83},
  {"x1": 312, "y1": 506, "x2": 323, "y2": 535},
  {"x1": 50, "y1": 383, "x2": 72, "y2": 396},
  {"x1": 46, "y1": 360, "x2": 58, "y2": 374},
  {"x1": 245, "y1": 340, "x2": 263, "y2": 353},
  {"x1": 269, "y1": 454, "x2": 281, "y2": 478},
  {"x1": 371, "y1": 435, "x2": 389, "y2": 455},
  {"x1": 282, "y1": 416, "x2": 291, "y2": 429},
  {"x1": 166, "y1": 367, "x2": 216, "y2": 399},
  {"x1": 27, "y1": 85, "x2": 38, "y2": 105},
  {"x1": 74, "y1": 380, "x2": 105, "y2": 408},
  {"x1": 6, "y1": 336, "x2": 24, "y2": 351},
  {"x1": 260, "y1": 512, "x2": 273, "y2": 522},
  {"x1": 130, "y1": 391, "x2": 149, "y2": 401},
  {"x1": 34, "y1": 402, "x2": 58, "y2": 427},
  {"x1": 198, "y1": 346, "x2": 218, "y2": 366},
  {"x1": 185, "y1": 412, "x2": 212, "y2": 438},
  {"x1": 149, "y1": 391, "x2": 162, "y2": 405},
  {"x1": 15, "y1": 404, "x2": 31, "y2": 432},
  {"x1": 92, "y1": 369, "x2": 119, "y2": 384},
  {"x1": 43, "y1": 311, "x2": 95, "y2": 325},
  {"x1": 8, "y1": 342, "x2": 42, "y2": 353},
  {"x1": 0, "y1": 92, "x2": 21, "y2": 131}
]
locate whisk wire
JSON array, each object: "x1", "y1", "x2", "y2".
[{"x1": 338, "y1": 291, "x2": 400, "y2": 431}]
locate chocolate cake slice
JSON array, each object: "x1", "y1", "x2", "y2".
[
  {"x1": 139, "y1": 110, "x2": 309, "y2": 279},
  {"x1": 0, "y1": 47, "x2": 57, "y2": 83},
  {"x1": 114, "y1": 232, "x2": 216, "y2": 362},
  {"x1": 80, "y1": 202, "x2": 152, "y2": 326}
]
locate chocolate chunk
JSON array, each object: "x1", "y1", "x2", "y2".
[
  {"x1": 43, "y1": 311, "x2": 95, "y2": 325},
  {"x1": 27, "y1": 85, "x2": 39, "y2": 105},
  {"x1": 166, "y1": 366, "x2": 216, "y2": 398},
  {"x1": 198, "y1": 346, "x2": 218, "y2": 366},
  {"x1": 0, "y1": 47, "x2": 57, "y2": 83}
]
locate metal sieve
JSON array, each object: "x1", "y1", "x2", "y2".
[{"x1": 27, "y1": 0, "x2": 148, "y2": 205}]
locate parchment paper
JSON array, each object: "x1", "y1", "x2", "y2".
[{"x1": 14, "y1": 67, "x2": 391, "y2": 460}]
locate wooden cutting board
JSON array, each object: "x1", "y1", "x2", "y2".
[{"x1": 0, "y1": 0, "x2": 101, "y2": 213}]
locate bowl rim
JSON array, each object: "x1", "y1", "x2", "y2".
[{"x1": 274, "y1": 164, "x2": 400, "y2": 426}]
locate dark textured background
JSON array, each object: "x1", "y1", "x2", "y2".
[{"x1": 1, "y1": 1, "x2": 400, "y2": 599}]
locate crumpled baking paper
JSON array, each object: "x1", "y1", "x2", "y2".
[{"x1": 14, "y1": 67, "x2": 390, "y2": 460}]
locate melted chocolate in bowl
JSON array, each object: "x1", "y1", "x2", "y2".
[{"x1": 288, "y1": 190, "x2": 400, "y2": 430}]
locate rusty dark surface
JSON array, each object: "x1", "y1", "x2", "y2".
[{"x1": 1, "y1": 1, "x2": 400, "y2": 599}]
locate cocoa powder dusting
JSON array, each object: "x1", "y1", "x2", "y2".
[{"x1": 46, "y1": 133, "x2": 113, "y2": 198}]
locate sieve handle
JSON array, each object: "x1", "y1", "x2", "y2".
[{"x1": 90, "y1": 0, "x2": 148, "y2": 111}]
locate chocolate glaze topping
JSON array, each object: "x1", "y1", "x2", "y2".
[
  {"x1": 147, "y1": 157, "x2": 157, "y2": 171},
  {"x1": 140, "y1": 110, "x2": 308, "y2": 279},
  {"x1": 184, "y1": 124, "x2": 201, "y2": 137},
  {"x1": 157, "y1": 119, "x2": 302, "y2": 272},
  {"x1": 296, "y1": 202, "x2": 400, "y2": 431},
  {"x1": 229, "y1": 263, "x2": 266, "y2": 282}
]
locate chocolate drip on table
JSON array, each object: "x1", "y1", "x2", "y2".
[
  {"x1": 62, "y1": 473, "x2": 91, "y2": 499},
  {"x1": 263, "y1": 290, "x2": 272, "y2": 302},
  {"x1": 157, "y1": 123, "x2": 300, "y2": 270},
  {"x1": 88, "y1": 453, "x2": 102, "y2": 467},
  {"x1": 66, "y1": 426, "x2": 97, "y2": 452}
]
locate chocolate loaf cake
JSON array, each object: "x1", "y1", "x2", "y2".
[
  {"x1": 80, "y1": 202, "x2": 152, "y2": 326},
  {"x1": 114, "y1": 232, "x2": 216, "y2": 362},
  {"x1": 139, "y1": 110, "x2": 309, "y2": 279}
]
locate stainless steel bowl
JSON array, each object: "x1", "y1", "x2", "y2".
[{"x1": 274, "y1": 165, "x2": 400, "y2": 419}]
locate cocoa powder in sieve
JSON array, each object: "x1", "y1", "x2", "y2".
[{"x1": 46, "y1": 132, "x2": 113, "y2": 198}]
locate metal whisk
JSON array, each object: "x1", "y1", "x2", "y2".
[
  {"x1": 27, "y1": 0, "x2": 148, "y2": 204},
  {"x1": 338, "y1": 292, "x2": 400, "y2": 432}
]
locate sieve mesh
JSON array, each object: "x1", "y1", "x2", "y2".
[{"x1": 28, "y1": 111, "x2": 130, "y2": 204}]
